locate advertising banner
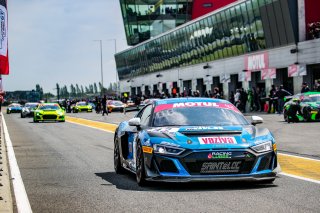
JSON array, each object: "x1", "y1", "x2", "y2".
[
  {"x1": 220, "y1": 73, "x2": 231, "y2": 83},
  {"x1": 261, "y1": 68, "x2": 276, "y2": 80},
  {"x1": 288, "y1": 64, "x2": 306, "y2": 77},
  {"x1": 0, "y1": 0, "x2": 9, "y2": 75},
  {"x1": 245, "y1": 52, "x2": 269, "y2": 72},
  {"x1": 288, "y1": 64, "x2": 298, "y2": 77}
]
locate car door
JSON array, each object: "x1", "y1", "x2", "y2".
[{"x1": 126, "y1": 104, "x2": 153, "y2": 171}]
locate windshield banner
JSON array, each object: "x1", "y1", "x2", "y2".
[
  {"x1": 154, "y1": 102, "x2": 240, "y2": 113},
  {"x1": 0, "y1": 0, "x2": 9, "y2": 75}
]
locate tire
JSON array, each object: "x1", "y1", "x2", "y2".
[
  {"x1": 7, "y1": 110, "x2": 10, "y2": 114},
  {"x1": 33, "y1": 118, "x2": 39, "y2": 123},
  {"x1": 114, "y1": 136, "x2": 125, "y2": 174},
  {"x1": 136, "y1": 140, "x2": 147, "y2": 186},
  {"x1": 283, "y1": 109, "x2": 288, "y2": 122},
  {"x1": 21, "y1": 113, "x2": 25, "y2": 118}
]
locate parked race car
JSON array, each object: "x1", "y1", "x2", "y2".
[
  {"x1": 34, "y1": 103, "x2": 65, "y2": 123},
  {"x1": 7, "y1": 103, "x2": 22, "y2": 114},
  {"x1": 138, "y1": 98, "x2": 159, "y2": 109},
  {"x1": 284, "y1": 91, "x2": 320, "y2": 122},
  {"x1": 21, "y1": 103, "x2": 39, "y2": 118},
  {"x1": 72, "y1": 101, "x2": 93, "y2": 113},
  {"x1": 107, "y1": 100, "x2": 125, "y2": 113},
  {"x1": 114, "y1": 98, "x2": 278, "y2": 186}
]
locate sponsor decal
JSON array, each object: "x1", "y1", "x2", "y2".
[
  {"x1": 142, "y1": 146, "x2": 153, "y2": 154},
  {"x1": 198, "y1": 137, "x2": 237, "y2": 144},
  {"x1": 154, "y1": 102, "x2": 240, "y2": 113},
  {"x1": 185, "y1": 126, "x2": 223, "y2": 131},
  {"x1": 200, "y1": 161, "x2": 241, "y2": 173},
  {"x1": 207, "y1": 152, "x2": 232, "y2": 159}
]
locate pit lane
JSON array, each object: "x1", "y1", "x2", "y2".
[{"x1": 3, "y1": 112, "x2": 320, "y2": 212}]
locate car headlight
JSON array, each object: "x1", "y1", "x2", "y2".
[
  {"x1": 153, "y1": 144, "x2": 185, "y2": 155},
  {"x1": 251, "y1": 141, "x2": 273, "y2": 153},
  {"x1": 36, "y1": 112, "x2": 42, "y2": 116}
]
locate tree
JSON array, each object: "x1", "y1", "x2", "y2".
[
  {"x1": 56, "y1": 83, "x2": 60, "y2": 101},
  {"x1": 85, "y1": 86, "x2": 89, "y2": 94},
  {"x1": 70, "y1": 84, "x2": 76, "y2": 98},
  {"x1": 81, "y1": 85, "x2": 84, "y2": 97},
  {"x1": 94, "y1": 83, "x2": 98, "y2": 94},
  {"x1": 35, "y1": 84, "x2": 44, "y2": 100},
  {"x1": 76, "y1": 84, "x2": 81, "y2": 97}
]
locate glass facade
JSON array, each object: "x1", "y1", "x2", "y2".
[
  {"x1": 120, "y1": 0, "x2": 193, "y2": 45},
  {"x1": 116, "y1": 0, "x2": 296, "y2": 80}
]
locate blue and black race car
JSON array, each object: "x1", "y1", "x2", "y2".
[{"x1": 114, "y1": 98, "x2": 278, "y2": 186}]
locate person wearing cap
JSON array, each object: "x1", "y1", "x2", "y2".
[
  {"x1": 301, "y1": 82, "x2": 310, "y2": 93},
  {"x1": 287, "y1": 98, "x2": 303, "y2": 123}
]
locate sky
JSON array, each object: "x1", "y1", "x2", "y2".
[{"x1": 4, "y1": 0, "x2": 129, "y2": 94}]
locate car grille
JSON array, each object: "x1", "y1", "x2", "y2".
[
  {"x1": 180, "y1": 151, "x2": 256, "y2": 175},
  {"x1": 43, "y1": 115, "x2": 57, "y2": 119}
]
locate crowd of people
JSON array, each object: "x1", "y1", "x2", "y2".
[{"x1": 59, "y1": 80, "x2": 320, "y2": 117}]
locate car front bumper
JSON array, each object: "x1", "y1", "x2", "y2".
[
  {"x1": 144, "y1": 149, "x2": 278, "y2": 183},
  {"x1": 35, "y1": 114, "x2": 65, "y2": 121}
]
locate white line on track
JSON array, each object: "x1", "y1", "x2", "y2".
[
  {"x1": 2, "y1": 113, "x2": 33, "y2": 212},
  {"x1": 279, "y1": 172, "x2": 320, "y2": 184},
  {"x1": 66, "y1": 120, "x2": 115, "y2": 133}
]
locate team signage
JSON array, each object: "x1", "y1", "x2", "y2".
[
  {"x1": 0, "y1": 0, "x2": 9, "y2": 75},
  {"x1": 261, "y1": 68, "x2": 276, "y2": 80},
  {"x1": 245, "y1": 52, "x2": 269, "y2": 71}
]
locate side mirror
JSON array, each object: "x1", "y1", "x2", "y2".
[
  {"x1": 128, "y1": 117, "x2": 141, "y2": 126},
  {"x1": 61, "y1": 107, "x2": 66, "y2": 111},
  {"x1": 251, "y1": 116, "x2": 263, "y2": 125}
]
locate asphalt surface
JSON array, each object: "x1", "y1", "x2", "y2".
[{"x1": 3, "y1": 112, "x2": 320, "y2": 213}]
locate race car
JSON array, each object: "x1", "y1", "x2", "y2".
[
  {"x1": 21, "y1": 102, "x2": 39, "y2": 118},
  {"x1": 114, "y1": 98, "x2": 278, "y2": 186},
  {"x1": 107, "y1": 100, "x2": 125, "y2": 113},
  {"x1": 7, "y1": 103, "x2": 22, "y2": 114},
  {"x1": 283, "y1": 91, "x2": 320, "y2": 122},
  {"x1": 72, "y1": 101, "x2": 93, "y2": 113},
  {"x1": 34, "y1": 103, "x2": 65, "y2": 122},
  {"x1": 138, "y1": 98, "x2": 159, "y2": 109}
]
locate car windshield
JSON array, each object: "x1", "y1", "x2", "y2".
[
  {"x1": 302, "y1": 94, "x2": 320, "y2": 102},
  {"x1": 25, "y1": 104, "x2": 38, "y2": 108},
  {"x1": 153, "y1": 106, "x2": 249, "y2": 127},
  {"x1": 77, "y1": 102, "x2": 87, "y2": 106},
  {"x1": 112, "y1": 101, "x2": 123, "y2": 106},
  {"x1": 10, "y1": 104, "x2": 20, "y2": 107},
  {"x1": 39, "y1": 105, "x2": 60, "y2": 110}
]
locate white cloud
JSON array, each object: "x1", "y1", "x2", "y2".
[{"x1": 4, "y1": 0, "x2": 128, "y2": 94}]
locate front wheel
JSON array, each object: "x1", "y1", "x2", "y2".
[
  {"x1": 303, "y1": 108, "x2": 311, "y2": 122},
  {"x1": 33, "y1": 118, "x2": 39, "y2": 123},
  {"x1": 136, "y1": 140, "x2": 147, "y2": 186},
  {"x1": 114, "y1": 136, "x2": 125, "y2": 174}
]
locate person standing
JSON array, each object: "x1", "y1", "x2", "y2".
[
  {"x1": 102, "y1": 95, "x2": 108, "y2": 116},
  {"x1": 301, "y1": 82, "x2": 310, "y2": 93},
  {"x1": 268, "y1": 85, "x2": 276, "y2": 113}
]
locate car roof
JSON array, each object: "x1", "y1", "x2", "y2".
[{"x1": 153, "y1": 98, "x2": 230, "y2": 106}]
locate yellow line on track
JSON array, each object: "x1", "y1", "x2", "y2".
[
  {"x1": 65, "y1": 116, "x2": 117, "y2": 132},
  {"x1": 278, "y1": 154, "x2": 320, "y2": 182},
  {"x1": 65, "y1": 116, "x2": 320, "y2": 183}
]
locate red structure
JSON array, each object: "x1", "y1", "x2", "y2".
[{"x1": 191, "y1": 0, "x2": 237, "y2": 19}]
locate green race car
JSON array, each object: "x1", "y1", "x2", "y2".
[
  {"x1": 72, "y1": 101, "x2": 93, "y2": 113},
  {"x1": 284, "y1": 91, "x2": 320, "y2": 122},
  {"x1": 34, "y1": 103, "x2": 65, "y2": 122}
]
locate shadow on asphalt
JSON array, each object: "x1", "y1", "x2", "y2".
[{"x1": 95, "y1": 172, "x2": 277, "y2": 192}]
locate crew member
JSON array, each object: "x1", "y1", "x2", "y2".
[{"x1": 287, "y1": 98, "x2": 303, "y2": 123}]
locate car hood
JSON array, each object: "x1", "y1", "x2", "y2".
[
  {"x1": 36, "y1": 109, "x2": 64, "y2": 114},
  {"x1": 147, "y1": 125, "x2": 273, "y2": 149}
]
